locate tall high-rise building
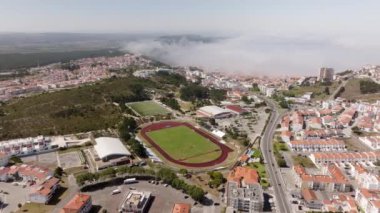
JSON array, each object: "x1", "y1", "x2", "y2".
[{"x1": 319, "y1": 67, "x2": 334, "y2": 82}]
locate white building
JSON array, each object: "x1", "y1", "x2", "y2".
[
  {"x1": 29, "y1": 176, "x2": 60, "y2": 204},
  {"x1": 0, "y1": 152, "x2": 9, "y2": 167},
  {"x1": 0, "y1": 136, "x2": 54, "y2": 156},
  {"x1": 119, "y1": 190, "x2": 152, "y2": 213},
  {"x1": 289, "y1": 139, "x2": 346, "y2": 152},
  {"x1": 356, "y1": 188, "x2": 380, "y2": 213},
  {"x1": 196, "y1": 105, "x2": 234, "y2": 119},
  {"x1": 310, "y1": 151, "x2": 380, "y2": 166},
  {"x1": 93, "y1": 137, "x2": 131, "y2": 161},
  {"x1": 358, "y1": 173, "x2": 380, "y2": 190},
  {"x1": 359, "y1": 136, "x2": 380, "y2": 150}
]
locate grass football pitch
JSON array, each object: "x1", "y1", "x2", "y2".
[
  {"x1": 127, "y1": 101, "x2": 170, "y2": 116},
  {"x1": 147, "y1": 126, "x2": 221, "y2": 163}
]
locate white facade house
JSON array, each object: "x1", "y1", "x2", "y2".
[
  {"x1": 0, "y1": 136, "x2": 54, "y2": 156},
  {"x1": 356, "y1": 188, "x2": 380, "y2": 213},
  {"x1": 289, "y1": 139, "x2": 346, "y2": 152},
  {"x1": 358, "y1": 173, "x2": 380, "y2": 190},
  {"x1": 359, "y1": 136, "x2": 380, "y2": 150},
  {"x1": 310, "y1": 151, "x2": 380, "y2": 166},
  {"x1": 0, "y1": 152, "x2": 9, "y2": 167}
]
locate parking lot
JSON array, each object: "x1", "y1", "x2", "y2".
[
  {"x1": 0, "y1": 182, "x2": 30, "y2": 213},
  {"x1": 86, "y1": 180, "x2": 206, "y2": 213},
  {"x1": 21, "y1": 151, "x2": 58, "y2": 169},
  {"x1": 58, "y1": 151, "x2": 82, "y2": 169}
]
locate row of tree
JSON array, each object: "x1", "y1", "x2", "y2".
[
  {"x1": 157, "y1": 168, "x2": 205, "y2": 201},
  {"x1": 160, "y1": 94, "x2": 181, "y2": 111},
  {"x1": 179, "y1": 84, "x2": 226, "y2": 103},
  {"x1": 360, "y1": 80, "x2": 380, "y2": 94},
  {"x1": 117, "y1": 117, "x2": 147, "y2": 157}
]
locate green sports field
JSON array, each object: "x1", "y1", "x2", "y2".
[
  {"x1": 147, "y1": 126, "x2": 222, "y2": 163},
  {"x1": 126, "y1": 101, "x2": 170, "y2": 116}
]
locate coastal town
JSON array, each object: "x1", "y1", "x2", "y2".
[{"x1": 0, "y1": 50, "x2": 379, "y2": 213}]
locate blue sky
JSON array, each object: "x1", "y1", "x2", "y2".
[{"x1": 1, "y1": 0, "x2": 380, "y2": 75}]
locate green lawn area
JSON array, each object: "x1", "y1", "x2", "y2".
[
  {"x1": 126, "y1": 100, "x2": 170, "y2": 116},
  {"x1": 248, "y1": 162, "x2": 269, "y2": 188},
  {"x1": 251, "y1": 148, "x2": 262, "y2": 158},
  {"x1": 147, "y1": 125, "x2": 221, "y2": 163},
  {"x1": 273, "y1": 141, "x2": 289, "y2": 152},
  {"x1": 292, "y1": 155, "x2": 316, "y2": 168}
]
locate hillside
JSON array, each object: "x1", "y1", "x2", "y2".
[
  {"x1": 0, "y1": 76, "x2": 158, "y2": 140},
  {"x1": 339, "y1": 78, "x2": 380, "y2": 102}
]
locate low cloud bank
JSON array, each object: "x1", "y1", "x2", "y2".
[{"x1": 123, "y1": 34, "x2": 380, "y2": 76}]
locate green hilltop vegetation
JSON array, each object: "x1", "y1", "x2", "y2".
[
  {"x1": 0, "y1": 67, "x2": 228, "y2": 140},
  {"x1": 0, "y1": 75, "x2": 163, "y2": 140},
  {"x1": 0, "y1": 49, "x2": 124, "y2": 72}
]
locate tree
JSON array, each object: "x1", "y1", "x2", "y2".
[
  {"x1": 54, "y1": 167, "x2": 64, "y2": 178},
  {"x1": 209, "y1": 89, "x2": 226, "y2": 102},
  {"x1": 18, "y1": 203, "x2": 22, "y2": 208},
  {"x1": 180, "y1": 84, "x2": 209, "y2": 101},
  {"x1": 157, "y1": 168, "x2": 177, "y2": 183},
  {"x1": 160, "y1": 96, "x2": 181, "y2": 111},
  {"x1": 278, "y1": 98, "x2": 289, "y2": 109},
  {"x1": 189, "y1": 187, "x2": 205, "y2": 201},
  {"x1": 209, "y1": 118, "x2": 216, "y2": 126},
  {"x1": 131, "y1": 142, "x2": 147, "y2": 158},
  {"x1": 241, "y1": 96, "x2": 252, "y2": 104},
  {"x1": 208, "y1": 171, "x2": 225, "y2": 188},
  {"x1": 179, "y1": 169, "x2": 188, "y2": 175},
  {"x1": 252, "y1": 83, "x2": 260, "y2": 92},
  {"x1": 324, "y1": 87, "x2": 330, "y2": 95},
  {"x1": 9, "y1": 156, "x2": 23, "y2": 164},
  {"x1": 118, "y1": 117, "x2": 137, "y2": 141}
]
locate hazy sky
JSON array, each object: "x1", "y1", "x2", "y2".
[
  {"x1": 1, "y1": 0, "x2": 380, "y2": 75},
  {"x1": 1, "y1": 0, "x2": 379, "y2": 35}
]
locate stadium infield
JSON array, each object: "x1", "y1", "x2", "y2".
[
  {"x1": 126, "y1": 100, "x2": 170, "y2": 116},
  {"x1": 140, "y1": 121, "x2": 233, "y2": 168}
]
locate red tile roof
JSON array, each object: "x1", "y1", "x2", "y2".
[
  {"x1": 227, "y1": 166, "x2": 259, "y2": 185},
  {"x1": 302, "y1": 189, "x2": 317, "y2": 202},
  {"x1": 62, "y1": 193, "x2": 91, "y2": 213},
  {"x1": 225, "y1": 105, "x2": 247, "y2": 114},
  {"x1": 172, "y1": 203, "x2": 191, "y2": 213}
]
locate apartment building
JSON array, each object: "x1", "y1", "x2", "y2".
[
  {"x1": 0, "y1": 136, "x2": 55, "y2": 156},
  {"x1": 29, "y1": 176, "x2": 60, "y2": 204},
  {"x1": 293, "y1": 164, "x2": 351, "y2": 192},
  {"x1": 226, "y1": 167, "x2": 263, "y2": 213}
]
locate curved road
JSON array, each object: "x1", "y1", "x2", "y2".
[{"x1": 260, "y1": 99, "x2": 292, "y2": 213}]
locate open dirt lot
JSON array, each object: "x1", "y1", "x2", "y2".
[
  {"x1": 21, "y1": 151, "x2": 58, "y2": 169},
  {"x1": 0, "y1": 182, "x2": 30, "y2": 213},
  {"x1": 86, "y1": 180, "x2": 205, "y2": 213},
  {"x1": 58, "y1": 151, "x2": 82, "y2": 169}
]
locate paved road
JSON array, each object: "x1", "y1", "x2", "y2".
[
  {"x1": 52, "y1": 175, "x2": 79, "y2": 213},
  {"x1": 329, "y1": 80, "x2": 347, "y2": 100},
  {"x1": 260, "y1": 99, "x2": 293, "y2": 213}
]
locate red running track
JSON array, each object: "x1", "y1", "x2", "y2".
[{"x1": 140, "y1": 121, "x2": 233, "y2": 168}]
